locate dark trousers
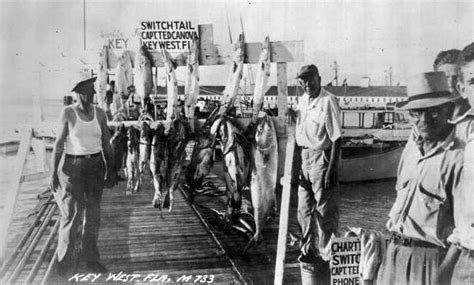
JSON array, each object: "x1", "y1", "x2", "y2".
[
  {"x1": 54, "y1": 154, "x2": 105, "y2": 265},
  {"x1": 297, "y1": 148, "x2": 339, "y2": 261}
]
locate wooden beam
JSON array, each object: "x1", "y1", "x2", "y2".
[
  {"x1": 105, "y1": 24, "x2": 303, "y2": 68},
  {"x1": 274, "y1": 131, "x2": 296, "y2": 285},
  {"x1": 20, "y1": 171, "x2": 51, "y2": 183},
  {"x1": 0, "y1": 128, "x2": 32, "y2": 265}
]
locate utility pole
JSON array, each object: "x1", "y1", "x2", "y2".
[
  {"x1": 389, "y1": 66, "x2": 393, "y2": 87},
  {"x1": 333, "y1": 61, "x2": 338, "y2": 86},
  {"x1": 83, "y1": 0, "x2": 86, "y2": 50}
]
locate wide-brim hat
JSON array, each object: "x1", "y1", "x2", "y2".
[
  {"x1": 396, "y1": 71, "x2": 460, "y2": 109},
  {"x1": 297, "y1": 64, "x2": 319, "y2": 79},
  {"x1": 71, "y1": 77, "x2": 97, "y2": 95}
]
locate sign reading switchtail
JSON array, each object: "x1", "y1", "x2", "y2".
[{"x1": 139, "y1": 21, "x2": 198, "y2": 51}]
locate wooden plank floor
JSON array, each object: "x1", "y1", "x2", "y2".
[
  {"x1": 3, "y1": 154, "x2": 304, "y2": 284},
  {"x1": 66, "y1": 173, "x2": 242, "y2": 284}
]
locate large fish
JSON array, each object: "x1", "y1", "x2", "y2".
[
  {"x1": 114, "y1": 50, "x2": 133, "y2": 117},
  {"x1": 110, "y1": 123, "x2": 128, "y2": 180},
  {"x1": 96, "y1": 45, "x2": 109, "y2": 111},
  {"x1": 211, "y1": 116, "x2": 250, "y2": 228},
  {"x1": 135, "y1": 46, "x2": 154, "y2": 112},
  {"x1": 244, "y1": 114, "x2": 278, "y2": 254},
  {"x1": 151, "y1": 122, "x2": 169, "y2": 210},
  {"x1": 166, "y1": 117, "x2": 192, "y2": 211},
  {"x1": 251, "y1": 36, "x2": 271, "y2": 123},
  {"x1": 219, "y1": 34, "x2": 245, "y2": 116},
  {"x1": 138, "y1": 120, "x2": 153, "y2": 192},
  {"x1": 185, "y1": 106, "x2": 220, "y2": 202},
  {"x1": 125, "y1": 126, "x2": 140, "y2": 195},
  {"x1": 184, "y1": 38, "x2": 200, "y2": 125},
  {"x1": 161, "y1": 49, "x2": 179, "y2": 120}
]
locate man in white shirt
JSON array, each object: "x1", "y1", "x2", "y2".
[{"x1": 294, "y1": 64, "x2": 342, "y2": 282}]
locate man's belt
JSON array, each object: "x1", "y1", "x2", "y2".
[
  {"x1": 66, "y1": 152, "x2": 102, "y2": 159},
  {"x1": 390, "y1": 232, "x2": 440, "y2": 248}
]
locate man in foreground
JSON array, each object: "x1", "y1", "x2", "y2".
[
  {"x1": 49, "y1": 77, "x2": 116, "y2": 276},
  {"x1": 377, "y1": 71, "x2": 464, "y2": 285}
]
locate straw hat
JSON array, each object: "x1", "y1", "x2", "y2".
[{"x1": 396, "y1": 71, "x2": 460, "y2": 109}]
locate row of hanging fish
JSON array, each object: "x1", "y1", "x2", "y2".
[
  {"x1": 95, "y1": 45, "x2": 155, "y2": 121},
  {"x1": 184, "y1": 35, "x2": 279, "y2": 253},
  {"x1": 107, "y1": 35, "x2": 279, "y2": 254}
]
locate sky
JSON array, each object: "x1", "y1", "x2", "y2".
[{"x1": 0, "y1": 0, "x2": 473, "y2": 102}]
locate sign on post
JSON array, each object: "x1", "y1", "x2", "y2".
[
  {"x1": 139, "y1": 21, "x2": 198, "y2": 51},
  {"x1": 330, "y1": 237, "x2": 361, "y2": 285}
]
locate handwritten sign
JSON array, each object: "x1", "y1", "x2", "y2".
[
  {"x1": 67, "y1": 272, "x2": 215, "y2": 283},
  {"x1": 100, "y1": 30, "x2": 130, "y2": 50},
  {"x1": 139, "y1": 21, "x2": 198, "y2": 51},
  {"x1": 330, "y1": 237, "x2": 361, "y2": 285}
]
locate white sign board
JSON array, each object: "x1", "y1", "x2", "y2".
[
  {"x1": 330, "y1": 237, "x2": 361, "y2": 285},
  {"x1": 139, "y1": 21, "x2": 198, "y2": 51}
]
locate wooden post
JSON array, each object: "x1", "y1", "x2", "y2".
[
  {"x1": 0, "y1": 128, "x2": 32, "y2": 265},
  {"x1": 275, "y1": 63, "x2": 288, "y2": 179},
  {"x1": 277, "y1": 63, "x2": 288, "y2": 121},
  {"x1": 274, "y1": 132, "x2": 296, "y2": 285},
  {"x1": 30, "y1": 137, "x2": 47, "y2": 173}
]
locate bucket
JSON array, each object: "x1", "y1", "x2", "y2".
[{"x1": 299, "y1": 257, "x2": 330, "y2": 285}]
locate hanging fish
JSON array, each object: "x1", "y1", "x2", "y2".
[
  {"x1": 185, "y1": 106, "x2": 220, "y2": 202},
  {"x1": 110, "y1": 123, "x2": 128, "y2": 181},
  {"x1": 125, "y1": 126, "x2": 140, "y2": 195},
  {"x1": 251, "y1": 36, "x2": 271, "y2": 123},
  {"x1": 244, "y1": 114, "x2": 278, "y2": 254},
  {"x1": 137, "y1": 120, "x2": 153, "y2": 192},
  {"x1": 219, "y1": 34, "x2": 245, "y2": 116},
  {"x1": 211, "y1": 116, "x2": 250, "y2": 229},
  {"x1": 184, "y1": 37, "x2": 200, "y2": 125},
  {"x1": 114, "y1": 50, "x2": 133, "y2": 116},
  {"x1": 166, "y1": 117, "x2": 192, "y2": 211},
  {"x1": 151, "y1": 122, "x2": 169, "y2": 210},
  {"x1": 96, "y1": 45, "x2": 109, "y2": 111},
  {"x1": 161, "y1": 49, "x2": 179, "y2": 121},
  {"x1": 135, "y1": 46, "x2": 154, "y2": 112}
]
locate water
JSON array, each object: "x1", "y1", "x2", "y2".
[{"x1": 339, "y1": 179, "x2": 396, "y2": 234}]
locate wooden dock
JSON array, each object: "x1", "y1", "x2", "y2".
[{"x1": 2, "y1": 154, "x2": 303, "y2": 284}]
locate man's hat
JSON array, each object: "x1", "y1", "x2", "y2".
[
  {"x1": 297, "y1": 64, "x2": 319, "y2": 79},
  {"x1": 396, "y1": 71, "x2": 460, "y2": 110},
  {"x1": 71, "y1": 77, "x2": 97, "y2": 95}
]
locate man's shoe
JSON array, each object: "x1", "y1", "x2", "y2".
[{"x1": 85, "y1": 261, "x2": 108, "y2": 273}]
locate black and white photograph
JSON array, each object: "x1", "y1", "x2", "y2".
[{"x1": 0, "y1": 0, "x2": 473, "y2": 284}]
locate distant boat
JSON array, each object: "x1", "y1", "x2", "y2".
[{"x1": 339, "y1": 142, "x2": 404, "y2": 182}]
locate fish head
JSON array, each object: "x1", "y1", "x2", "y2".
[
  {"x1": 255, "y1": 115, "x2": 276, "y2": 149},
  {"x1": 127, "y1": 126, "x2": 140, "y2": 149},
  {"x1": 169, "y1": 119, "x2": 191, "y2": 147},
  {"x1": 140, "y1": 121, "x2": 152, "y2": 141}
]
